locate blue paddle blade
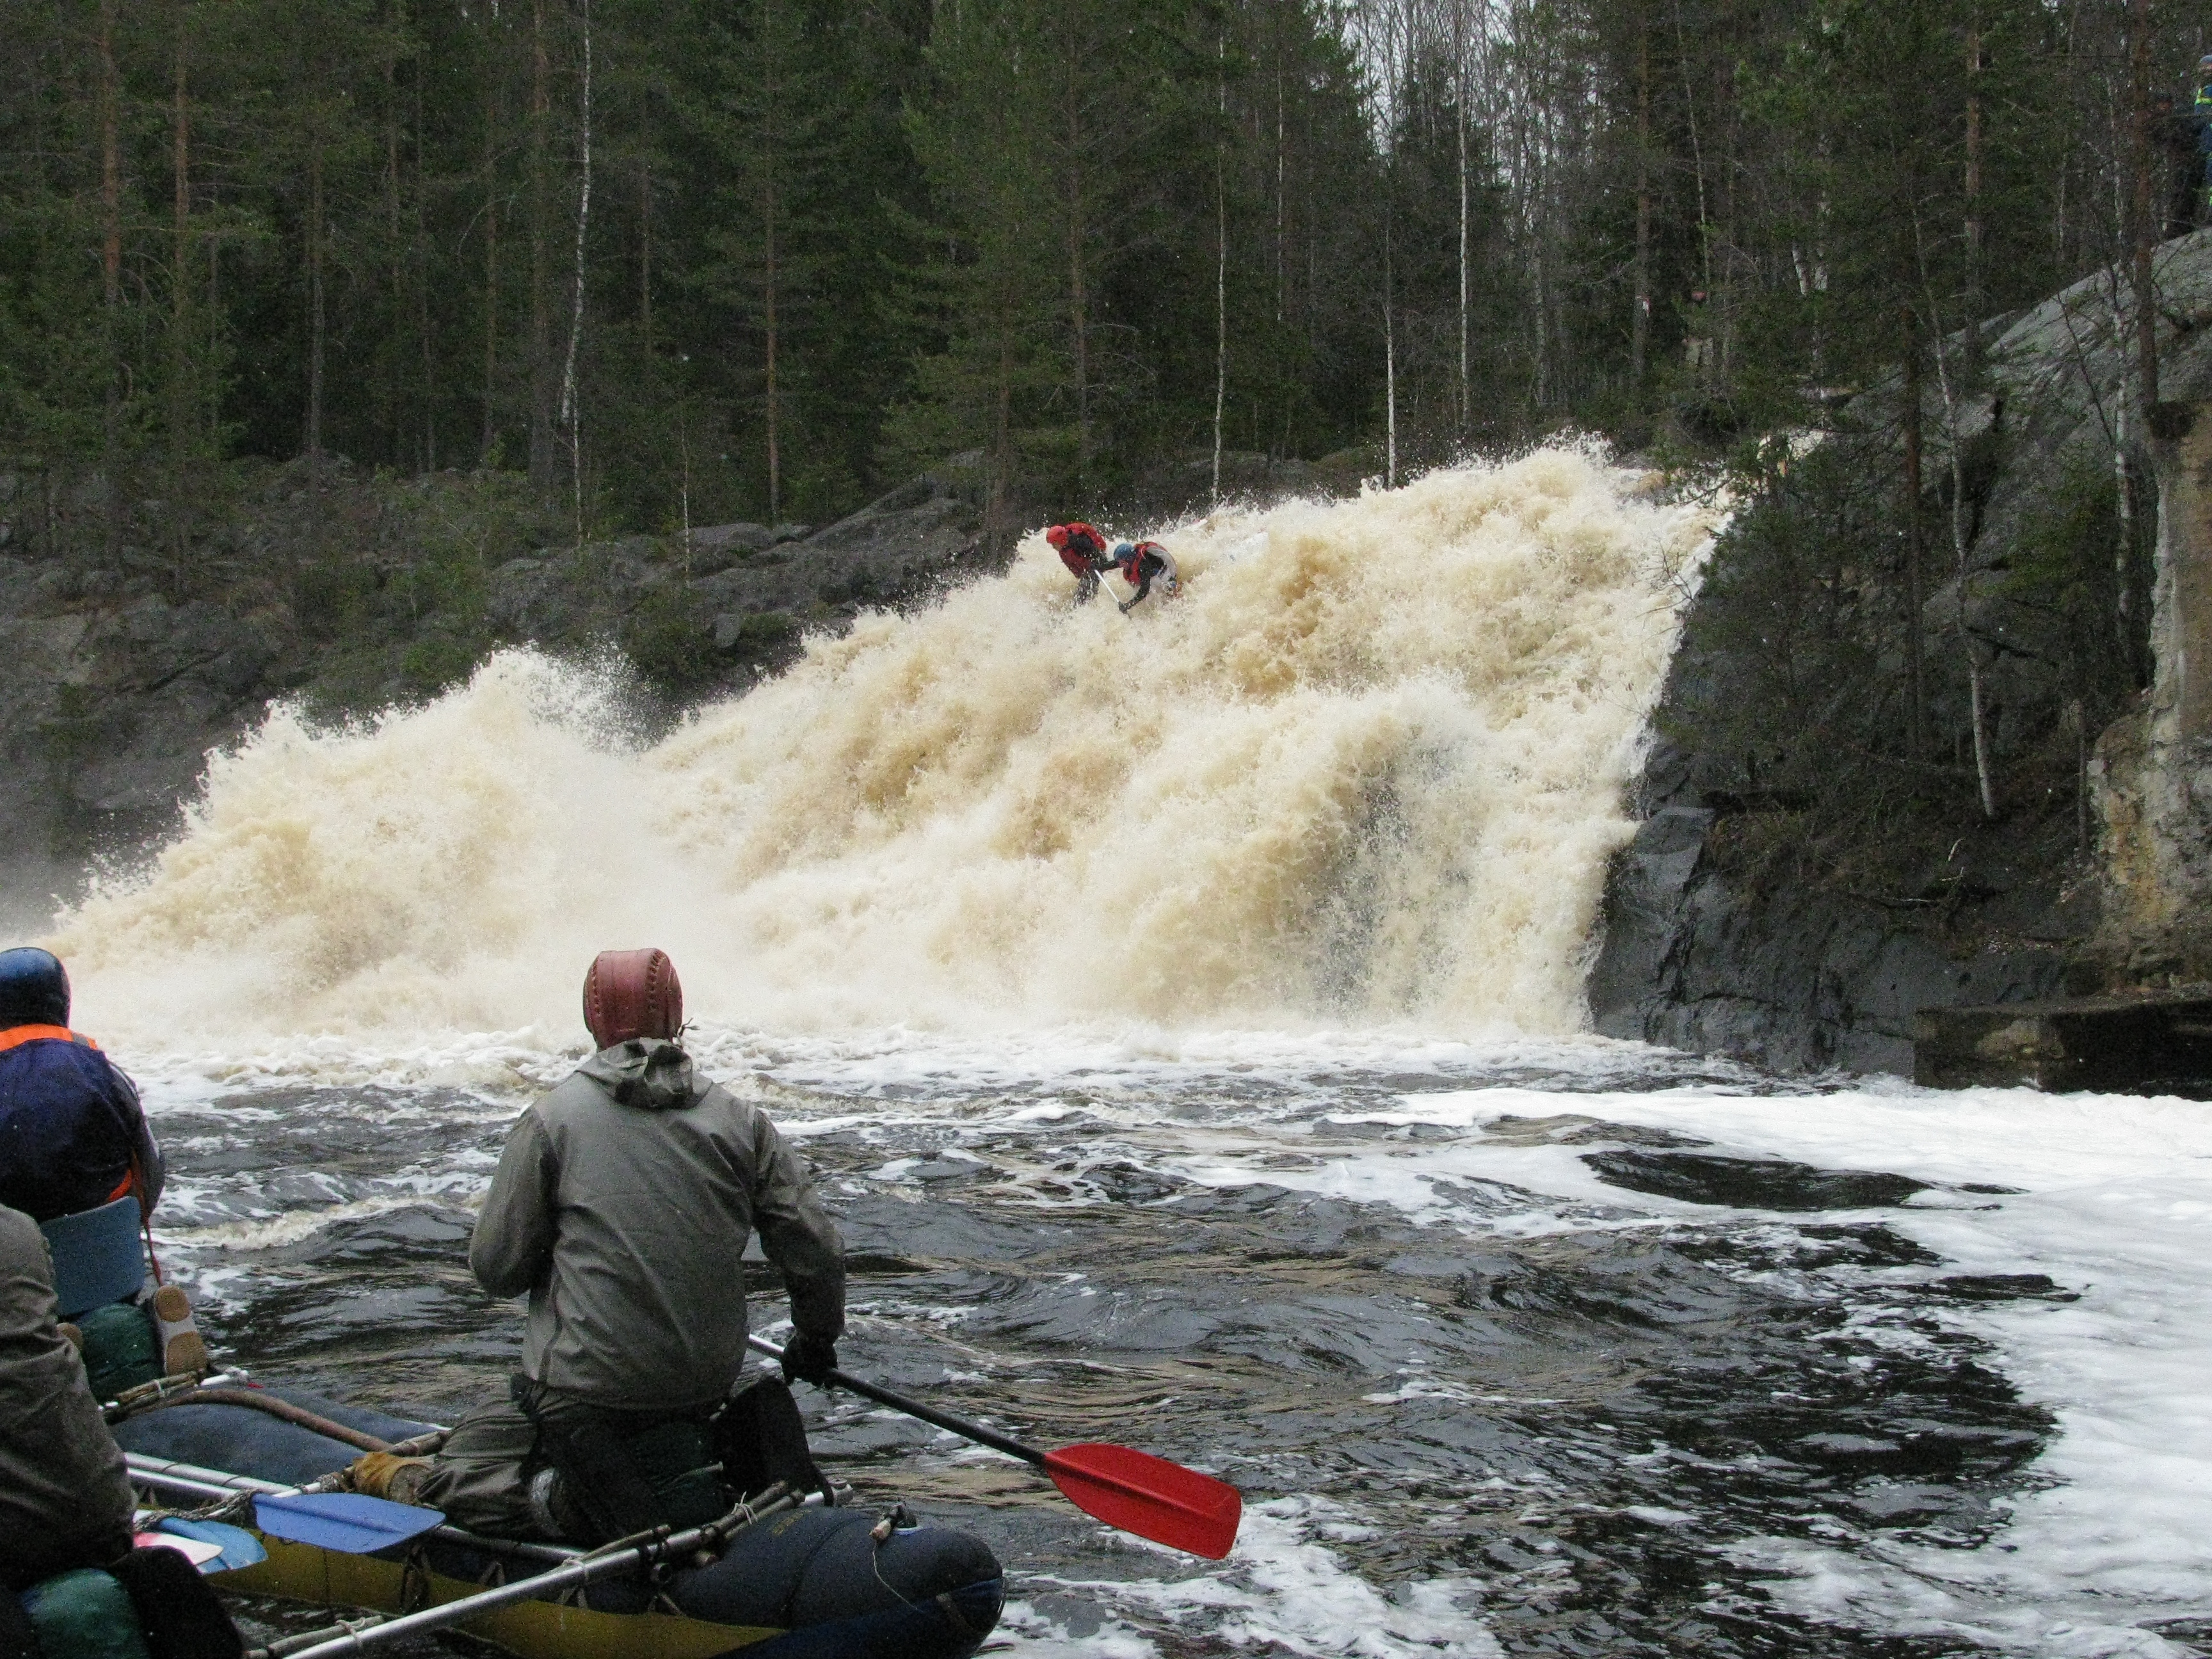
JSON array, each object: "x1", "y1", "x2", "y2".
[
  {"x1": 253, "y1": 1492, "x2": 445, "y2": 1555},
  {"x1": 155, "y1": 1517, "x2": 267, "y2": 1573}
]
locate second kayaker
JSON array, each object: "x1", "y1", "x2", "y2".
[{"x1": 345, "y1": 948, "x2": 846, "y2": 1543}]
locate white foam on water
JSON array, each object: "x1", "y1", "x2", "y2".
[
  {"x1": 1024, "y1": 1498, "x2": 1497, "y2": 1658},
  {"x1": 1302, "y1": 1085, "x2": 2212, "y2": 1654},
  {"x1": 45, "y1": 453, "x2": 1717, "y2": 1054}
]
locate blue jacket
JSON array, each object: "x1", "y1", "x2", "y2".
[{"x1": 0, "y1": 1029, "x2": 163, "y2": 1222}]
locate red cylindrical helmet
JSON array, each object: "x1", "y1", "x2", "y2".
[
  {"x1": 1045, "y1": 525, "x2": 1070, "y2": 549},
  {"x1": 582, "y1": 949, "x2": 684, "y2": 1048}
]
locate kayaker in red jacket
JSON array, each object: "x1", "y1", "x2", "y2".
[{"x1": 1045, "y1": 522, "x2": 1110, "y2": 604}]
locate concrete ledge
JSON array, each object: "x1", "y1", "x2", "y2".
[{"x1": 1913, "y1": 991, "x2": 2212, "y2": 1094}]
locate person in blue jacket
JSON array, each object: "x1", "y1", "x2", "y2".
[
  {"x1": 0, "y1": 947, "x2": 205, "y2": 1375},
  {"x1": 0, "y1": 948, "x2": 162, "y2": 1224}
]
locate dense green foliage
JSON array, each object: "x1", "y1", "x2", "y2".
[{"x1": 0, "y1": 0, "x2": 2203, "y2": 556}]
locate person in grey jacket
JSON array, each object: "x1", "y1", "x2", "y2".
[
  {"x1": 0, "y1": 1202, "x2": 137, "y2": 1590},
  {"x1": 351, "y1": 949, "x2": 845, "y2": 1541}
]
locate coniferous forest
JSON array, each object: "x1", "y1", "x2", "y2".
[{"x1": 1, "y1": 0, "x2": 2208, "y2": 557}]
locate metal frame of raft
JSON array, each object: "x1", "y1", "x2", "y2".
[{"x1": 127, "y1": 1457, "x2": 780, "y2": 1659}]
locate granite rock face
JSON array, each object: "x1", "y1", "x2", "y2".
[
  {"x1": 1587, "y1": 762, "x2": 2080, "y2": 1076},
  {"x1": 1591, "y1": 234, "x2": 2212, "y2": 1077}
]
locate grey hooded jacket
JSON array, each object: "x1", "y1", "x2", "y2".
[
  {"x1": 0, "y1": 1204, "x2": 135, "y2": 1585},
  {"x1": 470, "y1": 1040, "x2": 844, "y2": 1411}
]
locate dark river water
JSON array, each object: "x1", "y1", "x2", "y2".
[{"x1": 135, "y1": 1030, "x2": 2210, "y2": 1659}]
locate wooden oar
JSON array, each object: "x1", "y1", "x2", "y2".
[{"x1": 746, "y1": 1334, "x2": 1242, "y2": 1559}]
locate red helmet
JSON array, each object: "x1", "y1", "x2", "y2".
[
  {"x1": 582, "y1": 949, "x2": 684, "y2": 1048},
  {"x1": 1045, "y1": 525, "x2": 1071, "y2": 550}
]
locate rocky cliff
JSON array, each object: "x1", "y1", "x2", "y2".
[{"x1": 1591, "y1": 230, "x2": 2212, "y2": 1075}]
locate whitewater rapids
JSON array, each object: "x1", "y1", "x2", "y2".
[
  {"x1": 45, "y1": 454, "x2": 1715, "y2": 1050},
  {"x1": 21, "y1": 457, "x2": 2212, "y2": 1659}
]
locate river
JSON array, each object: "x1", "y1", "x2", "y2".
[{"x1": 35, "y1": 456, "x2": 2212, "y2": 1655}]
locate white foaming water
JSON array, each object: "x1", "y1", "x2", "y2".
[{"x1": 46, "y1": 453, "x2": 1715, "y2": 1052}]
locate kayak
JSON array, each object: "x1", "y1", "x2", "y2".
[{"x1": 112, "y1": 1385, "x2": 1005, "y2": 1659}]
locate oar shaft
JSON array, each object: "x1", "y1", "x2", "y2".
[
  {"x1": 124, "y1": 1454, "x2": 581, "y2": 1564},
  {"x1": 265, "y1": 1496, "x2": 797, "y2": 1659},
  {"x1": 744, "y1": 1334, "x2": 1045, "y2": 1468}
]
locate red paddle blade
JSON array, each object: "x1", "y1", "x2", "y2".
[{"x1": 1043, "y1": 1443, "x2": 1242, "y2": 1559}]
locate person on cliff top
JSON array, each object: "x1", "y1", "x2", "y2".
[
  {"x1": 2154, "y1": 90, "x2": 2209, "y2": 237},
  {"x1": 342, "y1": 949, "x2": 846, "y2": 1544},
  {"x1": 1046, "y1": 522, "x2": 1110, "y2": 604},
  {"x1": 0, "y1": 945, "x2": 206, "y2": 1375},
  {"x1": 1110, "y1": 540, "x2": 1180, "y2": 613}
]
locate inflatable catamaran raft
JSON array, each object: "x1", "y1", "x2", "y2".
[
  {"x1": 116, "y1": 1381, "x2": 1007, "y2": 1659},
  {"x1": 112, "y1": 1345, "x2": 1240, "y2": 1659}
]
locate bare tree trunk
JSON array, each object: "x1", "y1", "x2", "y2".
[
  {"x1": 1212, "y1": 36, "x2": 1226, "y2": 504},
  {"x1": 2128, "y1": 0, "x2": 2159, "y2": 408},
  {"x1": 1066, "y1": 86, "x2": 1091, "y2": 481},
  {"x1": 1631, "y1": 17, "x2": 1652, "y2": 395},
  {"x1": 168, "y1": 0, "x2": 193, "y2": 588},
  {"x1": 1671, "y1": 0, "x2": 1711, "y2": 298},
  {"x1": 1963, "y1": 10, "x2": 1985, "y2": 387},
  {"x1": 1901, "y1": 303, "x2": 1927, "y2": 760},
  {"x1": 1275, "y1": 60, "x2": 1286, "y2": 324},
  {"x1": 765, "y1": 198, "x2": 780, "y2": 523},
  {"x1": 386, "y1": 0, "x2": 405, "y2": 460},
  {"x1": 1922, "y1": 269, "x2": 1998, "y2": 818},
  {"x1": 988, "y1": 287, "x2": 1014, "y2": 551},
  {"x1": 1457, "y1": 0, "x2": 1471, "y2": 432},
  {"x1": 2113, "y1": 284, "x2": 2140, "y2": 682},
  {"x1": 1384, "y1": 202, "x2": 1397, "y2": 489},
  {"x1": 170, "y1": 0, "x2": 192, "y2": 470},
  {"x1": 100, "y1": 1, "x2": 121, "y2": 316},
  {"x1": 308, "y1": 132, "x2": 328, "y2": 559},
  {"x1": 100, "y1": 0, "x2": 123, "y2": 565},
  {"x1": 528, "y1": 0, "x2": 555, "y2": 489},
  {"x1": 481, "y1": 44, "x2": 501, "y2": 463},
  {"x1": 415, "y1": 39, "x2": 435, "y2": 470},
  {"x1": 559, "y1": 0, "x2": 591, "y2": 541},
  {"x1": 760, "y1": 0, "x2": 783, "y2": 524}
]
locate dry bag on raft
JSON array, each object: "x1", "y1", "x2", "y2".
[{"x1": 13, "y1": 1550, "x2": 242, "y2": 1659}]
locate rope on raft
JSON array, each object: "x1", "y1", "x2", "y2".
[{"x1": 128, "y1": 1387, "x2": 397, "y2": 1454}]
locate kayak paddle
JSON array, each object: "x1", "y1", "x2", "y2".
[
  {"x1": 251, "y1": 1491, "x2": 446, "y2": 1555},
  {"x1": 746, "y1": 1333, "x2": 1242, "y2": 1559}
]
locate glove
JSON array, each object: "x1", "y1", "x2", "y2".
[
  {"x1": 780, "y1": 1331, "x2": 840, "y2": 1387},
  {"x1": 1118, "y1": 600, "x2": 1133, "y2": 614},
  {"x1": 342, "y1": 1451, "x2": 433, "y2": 1503}
]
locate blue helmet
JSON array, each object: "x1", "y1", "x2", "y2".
[{"x1": 0, "y1": 947, "x2": 69, "y2": 1029}]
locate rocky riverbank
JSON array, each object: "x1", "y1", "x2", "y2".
[{"x1": 1589, "y1": 230, "x2": 2212, "y2": 1077}]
